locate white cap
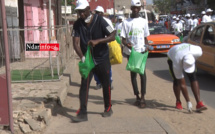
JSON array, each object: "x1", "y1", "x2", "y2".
[
  {"x1": 183, "y1": 54, "x2": 195, "y2": 73},
  {"x1": 190, "y1": 45, "x2": 202, "y2": 58},
  {"x1": 95, "y1": 6, "x2": 104, "y2": 13},
  {"x1": 173, "y1": 16, "x2": 176, "y2": 19},
  {"x1": 75, "y1": 0, "x2": 89, "y2": 10},
  {"x1": 201, "y1": 11, "x2": 206, "y2": 14},
  {"x1": 176, "y1": 18, "x2": 179, "y2": 21},
  {"x1": 131, "y1": 0, "x2": 142, "y2": 7},
  {"x1": 192, "y1": 14, "x2": 195, "y2": 16},
  {"x1": 118, "y1": 16, "x2": 124, "y2": 20},
  {"x1": 206, "y1": 8, "x2": 213, "y2": 12},
  {"x1": 186, "y1": 14, "x2": 190, "y2": 17}
]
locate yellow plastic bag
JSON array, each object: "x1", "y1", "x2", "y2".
[{"x1": 108, "y1": 40, "x2": 123, "y2": 65}]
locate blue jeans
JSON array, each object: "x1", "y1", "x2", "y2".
[{"x1": 94, "y1": 67, "x2": 112, "y2": 85}]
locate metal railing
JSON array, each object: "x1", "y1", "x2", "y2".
[{"x1": 0, "y1": 25, "x2": 74, "y2": 82}]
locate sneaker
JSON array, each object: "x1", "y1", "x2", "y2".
[
  {"x1": 196, "y1": 101, "x2": 207, "y2": 112},
  {"x1": 102, "y1": 108, "x2": 113, "y2": 117},
  {"x1": 187, "y1": 101, "x2": 193, "y2": 113},
  {"x1": 72, "y1": 114, "x2": 88, "y2": 123},
  {"x1": 95, "y1": 84, "x2": 102, "y2": 90},
  {"x1": 176, "y1": 101, "x2": 183, "y2": 110}
]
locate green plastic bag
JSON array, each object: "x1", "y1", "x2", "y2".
[
  {"x1": 126, "y1": 47, "x2": 148, "y2": 74},
  {"x1": 180, "y1": 34, "x2": 183, "y2": 42},
  {"x1": 78, "y1": 46, "x2": 95, "y2": 79},
  {"x1": 115, "y1": 35, "x2": 121, "y2": 44}
]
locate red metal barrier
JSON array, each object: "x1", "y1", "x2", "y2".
[{"x1": 0, "y1": 74, "x2": 9, "y2": 125}]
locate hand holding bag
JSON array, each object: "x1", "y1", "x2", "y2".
[
  {"x1": 78, "y1": 45, "x2": 95, "y2": 79},
  {"x1": 126, "y1": 47, "x2": 148, "y2": 74}
]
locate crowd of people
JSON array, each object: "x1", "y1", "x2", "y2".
[
  {"x1": 71, "y1": 0, "x2": 208, "y2": 123},
  {"x1": 157, "y1": 8, "x2": 215, "y2": 38}
]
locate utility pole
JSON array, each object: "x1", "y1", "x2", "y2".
[
  {"x1": 49, "y1": 0, "x2": 54, "y2": 77},
  {"x1": 113, "y1": 0, "x2": 115, "y2": 16},
  {"x1": 65, "y1": 0, "x2": 67, "y2": 25},
  {"x1": 0, "y1": 0, "x2": 14, "y2": 132}
]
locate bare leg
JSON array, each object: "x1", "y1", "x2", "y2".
[
  {"x1": 190, "y1": 80, "x2": 200, "y2": 103},
  {"x1": 178, "y1": 79, "x2": 190, "y2": 102}
]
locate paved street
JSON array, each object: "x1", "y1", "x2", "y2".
[
  {"x1": 147, "y1": 53, "x2": 215, "y2": 109},
  {"x1": 43, "y1": 56, "x2": 215, "y2": 134}
]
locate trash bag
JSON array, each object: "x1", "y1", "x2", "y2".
[
  {"x1": 180, "y1": 34, "x2": 183, "y2": 42},
  {"x1": 108, "y1": 40, "x2": 123, "y2": 65},
  {"x1": 78, "y1": 46, "x2": 95, "y2": 79},
  {"x1": 126, "y1": 47, "x2": 148, "y2": 74},
  {"x1": 115, "y1": 35, "x2": 121, "y2": 44}
]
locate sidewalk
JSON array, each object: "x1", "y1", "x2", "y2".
[
  {"x1": 1, "y1": 56, "x2": 215, "y2": 134},
  {"x1": 43, "y1": 57, "x2": 215, "y2": 134}
]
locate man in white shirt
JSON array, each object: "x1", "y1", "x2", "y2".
[
  {"x1": 202, "y1": 8, "x2": 213, "y2": 23},
  {"x1": 115, "y1": 16, "x2": 124, "y2": 36},
  {"x1": 191, "y1": 14, "x2": 198, "y2": 30},
  {"x1": 184, "y1": 14, "x2": 192, "y2": 36},
  {"x1": 94, "y1": 6, "x2": 114, "y2": 29},
  {"x1": 121, "y1": 0, "x2": 150, "y2": 108},
  {"x1": 158, "y1": 18, "x2": 165, "y2": 26},
  {"x1": 171, "y1": 16, "x2": 176, "y2": 32},
  {"x1": 200, "y1": 11, "x2": 206, "y2": 24},
  {"x1": 167, "y1": 43, "x2": 207, "y2": 112},
  {"x1": 173, "y1": 18, "x2": 183, "y2": 37}
]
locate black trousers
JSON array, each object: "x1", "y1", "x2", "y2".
[
  {"x1": 79, "y1": 59, "x2": 111, "y2": 115},
  {"x1": 127, "y1": 55, "x2": 147, "y2": 96}
]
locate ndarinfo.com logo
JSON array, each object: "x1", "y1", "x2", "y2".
[{"x1": 26, "y1": 43, "x2": 59, "y2": 51}]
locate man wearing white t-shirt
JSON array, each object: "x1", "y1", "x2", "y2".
[
  {"x1": 173, "y1": 18, "x2": 183, "y2": 37},
  {"x1": 184, "y1": 14, "x2": 192, "y2": 36},
  {"x1": 171, "y1": 16, "x2": 176, "y2": 32},
  {"x1": 94, "y1": 6, "x2": 114, "y2": 29},
  {"x1": 121, "y1": 0, "x2": 150, "y2": 108},
  {"x1": 191, "y1": 14, "x2": 198, "y2": 30},
  {"x1": 115, "y1": 16, "x2": 124, "y2": 36},
  {"x1": 202, "y1": 8, "x2": 213, "y2": 23},
  {"x1": 167, "y1": 43, "x2": 207, "y2": 112}
]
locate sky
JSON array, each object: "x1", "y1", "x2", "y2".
[{"x1": 146, "y1": 0, "x2": 153, "y2": 5}]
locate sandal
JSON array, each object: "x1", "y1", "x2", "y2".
[{"x1": 139, "y1": 100, "x2": 146, "y2": 108}]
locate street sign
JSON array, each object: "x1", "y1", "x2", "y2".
[{"x1": 61, "y1": 6, "x2": 72, "y2": 14}]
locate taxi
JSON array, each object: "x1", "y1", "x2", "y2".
[
  {"x1": 187, "y1": 22, "x2": 215, "y2": 75},
  {"x1": 147, "y1": 23, "x2": 181, "y2": 53}
]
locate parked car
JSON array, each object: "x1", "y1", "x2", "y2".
[
  {"x1": 147, "y1": 23, "x2": 181, "y2": 53},
  {"x1": 186, "y1": 22, "x2": 215, "y2": 75}
]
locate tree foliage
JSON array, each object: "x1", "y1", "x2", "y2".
[{"x1": 153, "y1": 0, "x2": 173, "y2": 14}]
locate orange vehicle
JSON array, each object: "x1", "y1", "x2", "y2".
[
  {"x1": 147, "y1": 24, "x2": 181, "y2": 53},
  {"x1": 186, "y1": 22, "x2": 215, "y2": 75}
]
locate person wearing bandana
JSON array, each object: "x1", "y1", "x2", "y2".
[{"x1": 72, "y1": 0, "x2": 116, "y2": 122}]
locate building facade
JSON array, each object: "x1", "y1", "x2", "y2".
[
  {"x1": 88, "y1": 0, "x2": 114, "y2": 14},
  {"x1": 172, "y1": 0, "x2": 207, "y2": 15},
  {"x1": 23, "y1": 0, "x2": 57, "y2": 58},
  {"x1": 0, "y1": 0, "x2": 20, "y2": 59}
]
